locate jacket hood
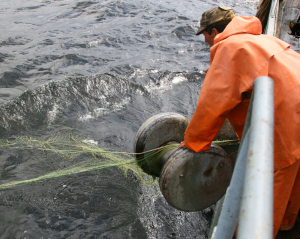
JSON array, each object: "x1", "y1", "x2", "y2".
[{"x1": 214, "y1": 16, "x2": 262, "y2": 45}]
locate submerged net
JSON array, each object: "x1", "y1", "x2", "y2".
[
  {"x1": 0, "y1": 136, "x2": 178, "y2": 189},
  {"x1": 0, "y1": 136, "x2": 239, "y2": 190}
]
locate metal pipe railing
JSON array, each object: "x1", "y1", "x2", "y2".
[
  {"x1": 265, "y1": 0, "x2": 279, "y2": 36},
  {"x1": 237, "y1": 77, "x2": 274, "y2": 238},
  {"x1": 210, "y1": 76, "x2": 274, "y2": 239},
  {"x1": 210, "y1": 129, "x2": 250, "y2": 239}
]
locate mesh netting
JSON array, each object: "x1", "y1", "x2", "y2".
[{"x1": 0, "y1": 136, "x2": 238, "y2": 190}]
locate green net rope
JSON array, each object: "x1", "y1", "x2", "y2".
[{"x1": 0, "y1": 136, "x2": 239, "y2": 190}]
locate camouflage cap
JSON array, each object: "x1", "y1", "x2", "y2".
[{"x1": 196, "y1": 6, "x2": 235, "y2": 35}]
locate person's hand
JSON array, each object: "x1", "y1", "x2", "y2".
[{"x1": 179, "y1": 141, "x2": 186, "y2": 148}]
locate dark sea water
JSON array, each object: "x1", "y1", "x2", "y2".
[{"x1": 0, "y1": 1, "x2": 257, "y2": 238}]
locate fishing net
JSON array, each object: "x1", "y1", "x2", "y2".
[
  {"x1": 0, "y1": 136, "x2": 239, "y2": 190},
  {"x1": 0, "y1": 136, "x2": 173, "y2": 189}
]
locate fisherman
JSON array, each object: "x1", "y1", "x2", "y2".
[{"x1": 179, "y1": 6, "x2": 300, "y2": 238}]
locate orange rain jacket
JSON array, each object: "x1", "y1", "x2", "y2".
[{"x1": 184, "y1": 16, "x2": 300, "y2": 172}]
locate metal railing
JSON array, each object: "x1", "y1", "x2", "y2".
[
  {"x1": 209, "y1": 76, "x2": 275, "y2": 239},
  {"x1": 265, "y1": 0, "x2": 280, "y2": 36}
]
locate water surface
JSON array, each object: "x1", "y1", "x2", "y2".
[{"x1": 0, "y1": 1, "x2": 257, "y2": 238}]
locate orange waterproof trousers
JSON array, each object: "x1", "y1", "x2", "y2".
[{"x1": 273, "y1": 160, "x2": 300, "y2": 237}]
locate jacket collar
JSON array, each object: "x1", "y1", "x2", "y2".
[{"x1": 213, "y1": 16, "x2": 262, "y2": 45}]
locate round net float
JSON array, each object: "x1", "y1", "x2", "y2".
[
  {"x1": 134, "y1": 112, "x2": 189, "y2": 177},
  {"x1": 159, "y1": 144, "x2": 233, "y2": 211}
]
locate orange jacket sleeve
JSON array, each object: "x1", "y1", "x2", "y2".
[{"x1": 184, "y1": 62, "x2": 250, "y2": 152}]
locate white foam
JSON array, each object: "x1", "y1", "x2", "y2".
[
  {"x1": 172, "y1": 76, "x2": 187, "y2": 84},
  {"x1": 47, "y1": 103, "x2": 60, "y2": 124},
  {"x1": 82, "y1": 139, "x2": 98, "y2": 145}
]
